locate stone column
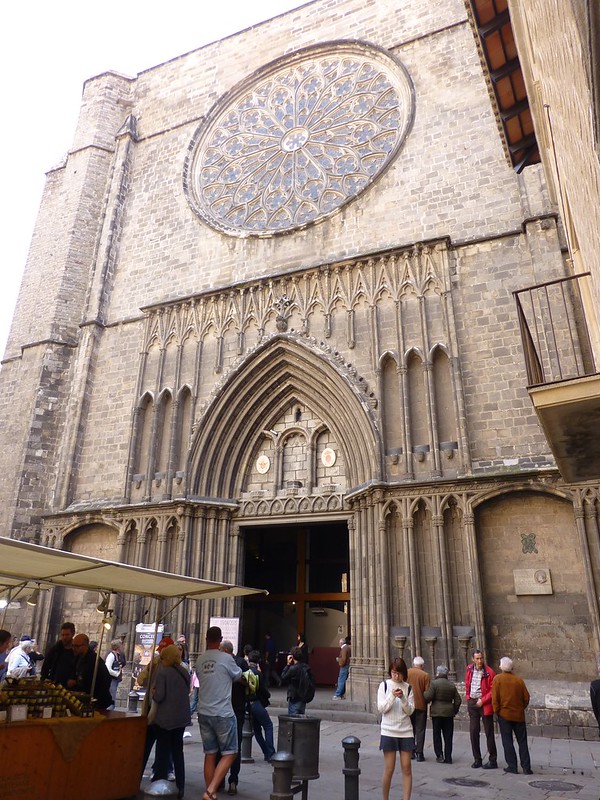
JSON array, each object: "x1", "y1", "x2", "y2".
[
  {"x1": 190, "y1": 508, "x2": 206, "y2": 579},
  {"x1": 432, "y1": 512, "x2": 455, "y2": 677},
  {"x1": 573, "y1": 502, "x2": 600, "y2": 653},
  {"x1": 165, "y1": 346, "x2": 184, "y2": 498},
  {"x1": 425, "y1": 362, "x2": 442, "y2": 477},
  {"x1": 463, "y1": 510, "x2": 486, "y2": 655},
  {"x1": 402, "y1": 505, "x2": 419, "y2": 660},
  {"x1": 204, "y1": 509, "x2": 219, "y2": 629},
  {"x1": 175, "y1": 516, "x2": 188, "y2": 639},
  {"x1": 378, "y1": 514, "x2": 390, "y2": 669},
  {"x1": 347, "y1": 502, "x2": 385, "y2": 711},
  {"x1": 438, "y1": 244, "x2": 471, "y2": 477}
]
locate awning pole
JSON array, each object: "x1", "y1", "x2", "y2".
[
  {"x1": 89, "y1": 618, "x2": 107, "y2": 705},
  {"x1": 142, "y1": 598, "x2": 162, "y2": 716}
]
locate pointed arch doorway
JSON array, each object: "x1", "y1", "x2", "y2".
[{"x1": 241, "y1": 520, "x2": 350, "y2": 684}]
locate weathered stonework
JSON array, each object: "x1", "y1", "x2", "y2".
[{"x1": 1, "y1": 0, "x2": 598, "y2": 729}]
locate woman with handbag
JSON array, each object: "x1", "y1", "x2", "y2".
[{"x1": 151, "y1": 644, "x2": 192, "y2": 799}]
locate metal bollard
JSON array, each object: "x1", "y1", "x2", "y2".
[
  {"x1": 342, "y1": 736, "x2": 361, "y2": 800},
  {"x1": 127, "y1": 691, "x2": 139, "y2": 712},
  {"x1": 241, "y1": 711, "x2": 255, "y2": 763},
  {"x1": 270, "y1": 752, "x2": 295, "y2": 800}
]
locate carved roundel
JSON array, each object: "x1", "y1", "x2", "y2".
[{"x1": 184, "y1": 41, "x2": 415, "y2": 237}]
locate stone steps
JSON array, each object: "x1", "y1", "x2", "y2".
[{"x1": 267, "y1": 687, "x2": 378, "y2": 724}]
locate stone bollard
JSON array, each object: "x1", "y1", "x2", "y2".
[
  {"x1": 241, "y1": 711, "x2": 255, "y2": 763},
  {"x1": 342, "y1": 736, "x2": 361, "y2": 800},
  {"x1": 270, "y1": 752, "x2": 295, "y2": 800}
]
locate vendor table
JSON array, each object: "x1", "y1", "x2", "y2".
[{"x1": 0, "y1": 710, "x2": 146, "y2": 800}]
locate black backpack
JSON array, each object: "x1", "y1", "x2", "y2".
[{"x1": 296, "y1": 663, "x2": 316, "y2": 703}]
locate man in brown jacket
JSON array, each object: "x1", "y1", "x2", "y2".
[
  {"x1": 407, "y1": 656, "x2": 431, "y2": 761},
  {"x1": 492, "y1": 656, "x2": 532, "y2": 775}
]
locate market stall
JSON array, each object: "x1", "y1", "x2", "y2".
[
  {"x1": 0, "y1": 536, "x2": 266, "y2": 800},
  {"x1": 1, "y1": 710, "x2": 147, "y2": 800}
]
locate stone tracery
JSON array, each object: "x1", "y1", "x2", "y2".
[{"x1": 185, "y1": 42, "x2": 415, "y2": 236}]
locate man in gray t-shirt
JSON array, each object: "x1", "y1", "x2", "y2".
[{"x1": 196, "y1": 626, "x2": 242, "y2": 799}]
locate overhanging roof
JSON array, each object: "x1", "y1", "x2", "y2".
[
  {"x1": 0, "y1": 537, "x2": 267, "y2": 601},
  {"x1": 465, "y1": 0, "x2": 540, "y2": 172}
]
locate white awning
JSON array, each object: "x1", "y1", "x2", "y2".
[{"x1": 0, "y1": 536, "x2": 266, "y2": 601}]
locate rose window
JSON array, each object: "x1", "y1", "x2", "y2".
[{"x1": 184, "y1": 42, "x2": 415, "y2": 236}]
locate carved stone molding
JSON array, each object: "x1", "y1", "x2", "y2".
[{"x1": 239, "y1": 492, "x2": 349, "y2": 518}]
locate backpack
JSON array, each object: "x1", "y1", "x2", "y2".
[
  {"x1": 296, "y1": 663, "x2": 316, "y2": 703},
  {"x1": 243, "y1": 668, "x2": 259, "y2": 699}
]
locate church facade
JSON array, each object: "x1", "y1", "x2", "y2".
[{"x1": 1, "y1": 0, "x2": 599, "y2": 708}]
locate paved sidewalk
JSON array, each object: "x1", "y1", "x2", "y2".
[{"x1": 138, "y1": 718, "x2": 600, "y2": 800}]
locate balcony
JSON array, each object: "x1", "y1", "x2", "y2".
[{"x1": 514, "y1": 273, "x2": 600, "y2": 483}]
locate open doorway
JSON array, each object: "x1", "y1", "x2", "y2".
[{"x1": 242, "y1": 521, "x2": 350, "y2": 685}]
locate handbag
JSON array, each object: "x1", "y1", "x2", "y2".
[{"x1": 147, "y1": 698, "x2": 158, "y2": 724}]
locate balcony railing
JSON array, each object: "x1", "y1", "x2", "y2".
[{"x1": 514, "y1": 273, "x2": 598, "y2": 387}]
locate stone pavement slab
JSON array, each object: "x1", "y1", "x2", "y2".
[{"x1": 138, "y1": 718, "x2": 600, "y2": 800}]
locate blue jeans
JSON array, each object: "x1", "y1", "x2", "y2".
[
  {"x1": 250, "y1": 700, "x2": 275, "y2": 759},
  {"x1": 334, "y1": 665, "x2": 349, "y2": 697},
  {"x1": 228, "y1": 706, "x2": 245, "y2": 785},
  {"x1": 288, "y1": 699, "x2": 306, "y2": 716}
]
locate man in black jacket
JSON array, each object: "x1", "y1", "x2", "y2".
[
  {"x1": 219, "y1": 640, "x2": 248, "y2": 795},
  {"x1": 70, "y1": 633, "x2": 113, "y2": 709},
  {"x1": 281, "y1": 646, "x2": 313, "y2": 716},
  {"x1": 41, "y1": 622, "x2": 76, "y2": 687},
  {"x1": 248, "y1": 649, "x2": 275, "y2": 761}
]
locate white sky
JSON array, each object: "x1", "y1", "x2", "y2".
[{"x1": 0, "y1": 0, "x2": 309, "y2": 358}]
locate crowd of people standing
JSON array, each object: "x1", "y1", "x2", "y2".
[
  {"x1": 3, "y1": 623, "x2": 600, "y2": 800},
  {"x1": 378, "y1": 649, "x2": 543, "y2": 800}
]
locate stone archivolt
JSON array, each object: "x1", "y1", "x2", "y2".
[{"x1": 129, "y1": 240, "x2": 460, "y2": 505}]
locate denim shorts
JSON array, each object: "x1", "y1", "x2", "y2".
[
  {"x1": 198, "y1": 714, "x2": 238, "y2": 755},
  {"x1": 379, "y1": 735, "x2": 415, "y2": 752}
]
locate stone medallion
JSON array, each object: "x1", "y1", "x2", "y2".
[{"x1": 184, "y1": 41, "x2": 415, "y2": 236}]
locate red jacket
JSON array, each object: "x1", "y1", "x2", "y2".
[{"x1": 465, "y1": 662, "x2": 496, "y2": 716}]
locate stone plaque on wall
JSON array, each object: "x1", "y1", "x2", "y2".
[{"x1": 513, "y1": 568, "x2": 552, "y2": 595}]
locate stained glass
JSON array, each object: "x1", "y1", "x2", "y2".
[{"x1": 185, "y1": 42, "x2": 415, "y2": 236}]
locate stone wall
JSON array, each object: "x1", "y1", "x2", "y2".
[{"x1": 1, "y1": 0, "x2": 598, "y2": 716}]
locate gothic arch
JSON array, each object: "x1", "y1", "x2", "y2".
[
  {"x1": 189, "y1": 335, "x2": 382, "y2": 497},
  {"x1": 469, "y1": 482, "x2": 574, "y2": 510},
  {"x1": 380, "y1": 498, "x2": 402, "y2": 523},
  {"x1": 439, "y1": 493, "x2": 465, "y2": 514},
  {"x1": 378, "y1": 349, "x2": 399, "y2": 368},
  {"x1": 472, "y1": 485, "x2": 590, "y2": 678}
]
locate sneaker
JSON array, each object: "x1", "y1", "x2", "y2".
[
  {"x1": 168, "y1": 772, "x2": 176, "y2": 781},
  {"x1": 332, "y1": 695, "x2": 341, "y2": 699},
  {"x1": 471, "y1": 760, "x2": 482, "y2": 768},
  {"x1": 416, "y1": 754, "x2": 425, "y2": 762},
  {"x1": 503, "y1": 767, "x2": 518, "y2": 774},
  {"x1": 436, "y1": 756, "x2": 444, "y2": 763},
  {"x1": 523, "y1": 768, "x2": 533, "y2": 775},
  {"x1": 183, "y1": 731, "x2": 192, "y2": 739},
  {"x1": 482, "y1": 761, "x2": 497, "y2": 770}
]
